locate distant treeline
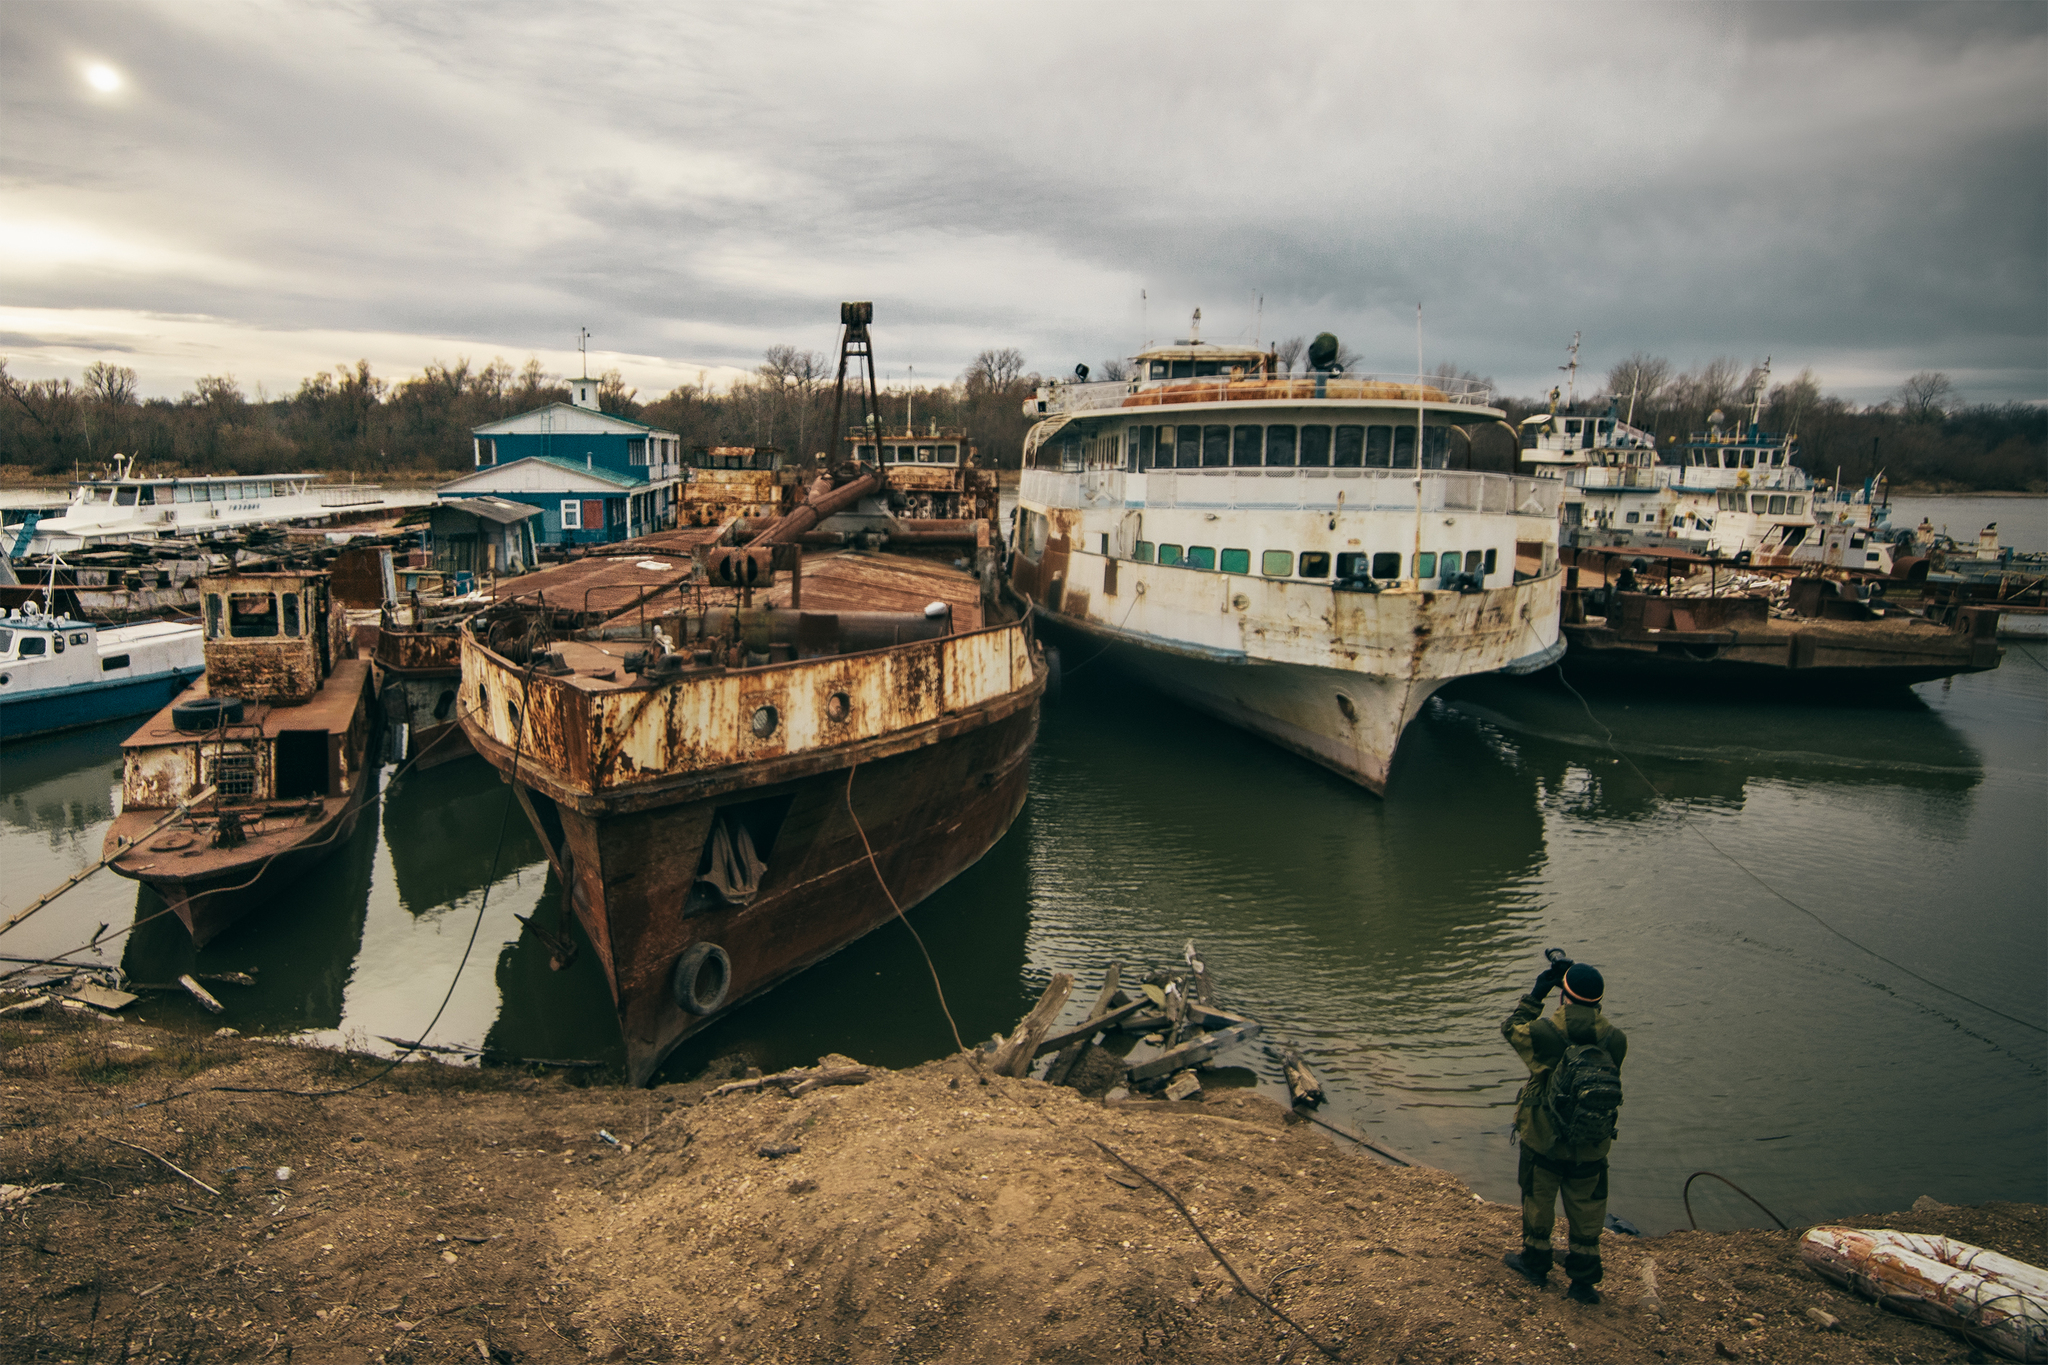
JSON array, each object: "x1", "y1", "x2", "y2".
[
  {"x1": 0, "y1": 348, "x2": 1042, "y2": 480},
  {"x1": 1, "y1": 347, "x2": 2039, "y2": 490}
]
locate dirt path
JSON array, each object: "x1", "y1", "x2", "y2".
[{"x1": 3, "y1": 1010, "x2": 2038, "y2": 1364}]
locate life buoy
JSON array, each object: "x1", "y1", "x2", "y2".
[{"x1": 671, "y1": 942, "x2": 732, "y2": 1016}]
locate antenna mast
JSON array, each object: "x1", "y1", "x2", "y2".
[
  {"x1": 1747, "y1": 356, "x2": 1772, "y2": 430},
  {"x1": 578, "y1": 326, "x2": 591, "y2": 380},
  {"x1": 1559, "y1": 331, "x2": 1581, "y2": 407},
  {"x1": 828, "y1": 302, "x2": 883, "y2": 470}
]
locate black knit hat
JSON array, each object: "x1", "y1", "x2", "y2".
[{"x1": 1562, "y1": 963, "x2": 1605, "y2": 1004}]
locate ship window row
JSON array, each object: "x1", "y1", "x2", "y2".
[
  {"x1": 204, "y1": 591, "x2": 304, "y2": 640},
  {"x1": 95, "y1": 482, "x2": 293, "y2": 505},
  {"x1": 1688, "y1": 447, "x2": 1787, "y2": 469},
  {"x1": 1128, "y1": 544, "x2": 1496, "y2": 582},
  {"x1": 1716, "y1": 492, "x2": 1804, "y2": 514},
  {"x1": 855, "y1": 442, "x2": 963, "y2": 465},
  {"x1": 1126, "y1": 423, "x2": 1452, "y2": 471},
  {"x1": 1146, "y1": 359, "x2": 1248, "y2": 380}
]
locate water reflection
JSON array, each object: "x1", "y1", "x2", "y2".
[
  {"x1": 383, "y1": 758, "x2": 544, "y2": 914},
  {"x1": 120, "y1": 794, "x2": 381, "y2": 1033}
]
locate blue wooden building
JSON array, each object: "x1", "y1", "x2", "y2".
[{"x1": 443, "y1": 383, "x2": 682, "y2": 546}]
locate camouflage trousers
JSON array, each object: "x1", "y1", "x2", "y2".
[{"x1": 1518, "y1": 1144, "x2": 1608, "y2": 1284}]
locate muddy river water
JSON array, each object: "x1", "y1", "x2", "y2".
[{"x1": 4, "y1": 627, "x2": 2041, "y2": 1237}]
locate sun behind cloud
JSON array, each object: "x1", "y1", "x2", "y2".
[{"x1": 85, "y1": 62, "x2": 123, "y2": 94}]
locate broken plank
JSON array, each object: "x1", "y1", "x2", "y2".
[
  {"x1": 990, "y1": 973, "x2": 1072, "y2": 1078},
  {"x1": 177, "y1": 975, "x2": 225, "y2": 1015},
  {"x1": 0, "y1": 994, "x2": 53, "y2": 1019},
  {"x1": 1044, "y1": 964, "x2": 1122, "y2": 1085},
  {"x1": 67, "y1": 982, "x2": 140, "y2": 1011},
  {"x1": 1032, "y1": 998, "x2": 1148, "y2": 1059},
  {"x1": 1127, "y1": 1022, "x2": 1261, "y2": 1083}
]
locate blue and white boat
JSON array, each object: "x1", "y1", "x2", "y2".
[{"x1": 0, "y1": 605, "x2": 205, "y2": 741}]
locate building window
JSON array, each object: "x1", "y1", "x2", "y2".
[
  {"x1": 1220, "y1": 548, "x2": 1250, "y2": 574},
  {"x1": 1298, "y1": 551, "x2": 1331, "y2": 577},
  {"x1": 1176, "y1": 425, "x2": 1202, "y2": 469},
  {"x1": 1372, "y1": 551, "x2": 1402, "y2": 578},
  {"x1": 561, "y1": 500, "x2": 582, "y2": 530},
  {"x1": 629, "y1": 438, "x2": 649, "y2": 465},
  {"x1": 1231, "y1": 426, "x2": 1262, "y2": 467},
  {"x1": 1201, "y1": 425, "x2": 1230, "y2": 468},
  {"x1": 1261, "y1": 549, "x2": 1293, "y2": 576},
  {"x1": 1157, "y1": 543, "x2": 1183, "y2": 567},
  {"x1": 1186, "y1": 546, "x2": 1216, "y2": 570},
  {"x1": 1133, "y1": 540, "x2": 1154, "y2": 563},
  {"x1": 1334, "y1": 425, "x2": 1364, "y2": 467},
  {"x1": 1625, "y1": 512, "x2": 1640, "y2": 524}
]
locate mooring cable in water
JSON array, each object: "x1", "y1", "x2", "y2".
[
  {"x1": 1548, "y1": 646, "x2": 2045, "y2": 1040},
  {"x1": 844, "y1": 762, "x2": 965, "y2": 1054},
  {"x1": 1682, "y1": 1170, "x2": 1787, "y2": 1231}
]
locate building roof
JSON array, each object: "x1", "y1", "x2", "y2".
[
  {"x1": 433, "y1": 495, "x2": 543, "y2": 525},
  {"x1": 471, "y1": 402, "x2": 675, "y2": 438},
  {"x1": 437, "y1": 456, "x2": 649, "y2": 496}
]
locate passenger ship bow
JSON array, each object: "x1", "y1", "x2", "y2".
[{"x1": 1010, "y1": 336, "x2": 1564, "y2": 794}]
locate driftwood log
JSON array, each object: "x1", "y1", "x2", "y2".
[
  {"x1": 1043, "y1": 964, "x2": 1122, "y2": 1086},
  {"x1": 1128, "y1": 1022, "x2": 1261, "y2": 1083},
  {"x1": 1279, "y1": 1046, "x2": 1325, "y2": 1107}
]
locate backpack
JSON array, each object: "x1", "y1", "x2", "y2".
[{"x1": 1540, "y1": 1031, "x2": 1623, "y2": 1152}]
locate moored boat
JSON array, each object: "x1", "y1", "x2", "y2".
[
  {"x1": 0, "y1": 604, "x2": 205, "y2": 741},
  {"x1": 459, "y1": 303, "x2": 1050, "y2": 1084},
  {"x1": 104, "y1": 571, "x2": 375, "y2": 944},
  {"x1": 1010, "y1": 323, "x2": 1564, "y2": 793}
]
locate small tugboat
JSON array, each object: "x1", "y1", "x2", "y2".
[
  {"x1": 1010, "y1": 316, "x2": 1564, "y2": 793},
  {"x1": 0, "y1": 598, "x2": 204, "y2": 741},
  {"x1": 371, "y1": 597, "x2": 474, "y2": 769},
  {"x1": 459, "y1": 303, "x2": 1049, "y2": 1083},
  {"x1": 105, "y1": 571, "x2": 375, "y2": 944}
]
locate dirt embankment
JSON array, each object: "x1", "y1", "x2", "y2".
[{"x1": 3, "y1": 1011, "x2": 2039, "y2": 1365}]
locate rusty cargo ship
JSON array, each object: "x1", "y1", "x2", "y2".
[
  {"x1": 105, "y1": 571, "x2": 375, "y2": 945},
  {"x1": 1011, "y1": 323, "x2": 1564, "y2": 793},
  {"x1": 459, "y1": 460, "x2": 1047, "y2": 1083}
]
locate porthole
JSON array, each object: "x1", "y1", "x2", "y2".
[
  {"x1": 751, "y1": 705, "x2": 779, "y2": 738},
  {"x1": 824, "y1": 692, "x2": 851, "y2": 723}
]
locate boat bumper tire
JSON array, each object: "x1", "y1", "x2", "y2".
[
  {"x1": 172, "y1": 696, "x2": 245, "y2": 733},
  {"x1": 671, "y1": 942, "x2": 732, "y2": 1016}
]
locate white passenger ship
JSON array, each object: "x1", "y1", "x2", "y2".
[
  {"x1": 1011, "y1": 332, "x2": 1564, "y2": 793},
  {"x1": 18, "y1": 456, "x2": 432, "y2": 555}
]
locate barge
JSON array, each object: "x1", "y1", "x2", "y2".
[
  {"x1": 460, "y1": 305, "x2": 1048, "y2": 1083},
  {"x1": 104, "y1": 571, "x2": 375, "y2": 944}
]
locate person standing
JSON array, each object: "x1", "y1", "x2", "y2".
[{"x1": 1500, "y1": 959, "x2": 1628, "y2": 1304}]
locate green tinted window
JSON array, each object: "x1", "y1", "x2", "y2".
[
  {"x1": 1186, "y1": 545, "x2": 1216, "y2": 570},
  {"x1": 1157, "y1": 543, "x2": 1183, "y2": 566},
  {"x1": 1133, "y1": 541, "x2": 1154, "y2": 563},
  {"x1": 1413, "y1": 552, "x2": 1436, "y2": 578},
  {"x1": 1261, "y1": 550, "x2": 1293, "y2": 576},
  {"x1": 1220, "y1": 548, "x2": 1250, "y2": 574}
]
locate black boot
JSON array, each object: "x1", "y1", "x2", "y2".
[
  {"x1": 1503, "y1": 1251, "x2": 1550, "y2": 1286},
  {"x1": 1566, "y1": 1279, "x2": 1601, "y2": 1304}
]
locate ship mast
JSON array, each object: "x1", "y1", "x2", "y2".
[
  {"x1": 1559, "y1": 332, "x2": 1581, "y2": 408},
  {"x1": 1747, "y1": 356, "x2": 1772, "y2": 432}
]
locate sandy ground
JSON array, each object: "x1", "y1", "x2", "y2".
[{"x1": 3, "y1": 1008, "x2": 2039, "y2": 1365}]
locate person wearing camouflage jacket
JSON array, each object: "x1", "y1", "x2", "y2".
[{"x1": 1500, "y1": 960, "x2": 1628, "y2": 1304}]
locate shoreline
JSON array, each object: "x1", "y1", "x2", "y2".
[{"x1": 4, "y1": 1012, "x2": 2039, "y2": 1364}]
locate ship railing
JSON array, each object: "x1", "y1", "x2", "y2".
[
  {"x1": 1030, "y1": 372, "x2": 1495, "y2": 416},
  {"x1": 318, "y1": 485, "x2": 385, "y2": 508},
  {"x1": 1022, "y1": 467, "x2": 1560, "y2": 518}
]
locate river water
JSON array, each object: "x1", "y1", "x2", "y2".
[{"x1": 4, "y1": 637, "x2": 2042, "y2": 1236}]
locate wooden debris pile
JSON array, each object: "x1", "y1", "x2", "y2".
[
  {"x1": 987, "y1": 941, "x2": 1268, "y2": 1104},
  {"x1": 0, "y1": 959, "x2": 255, "y2": 1020}
]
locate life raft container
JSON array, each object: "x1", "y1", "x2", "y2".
[{"x1": 1799, "y1": 1225, "x2": 2048, "y2": 1362}]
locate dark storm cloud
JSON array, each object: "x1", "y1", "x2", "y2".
[{"x1": 2, "y1": 0, "x2": 2041, "y2": 403}]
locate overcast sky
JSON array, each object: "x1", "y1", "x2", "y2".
[{"x1": 4, "y1": 1, "x2": 2044, "y2": 407}]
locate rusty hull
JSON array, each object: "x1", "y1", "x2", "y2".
[
  {"x1": 679, "y1": 468, "x2": 794, "y2": 528},
  {"x1": 458, "y1": 578, "x2": 1045, "y2": 1084}
]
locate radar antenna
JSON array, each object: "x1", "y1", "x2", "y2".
[{"x1": 829, "y1": 302, "x2": 884, "y2": 470}]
